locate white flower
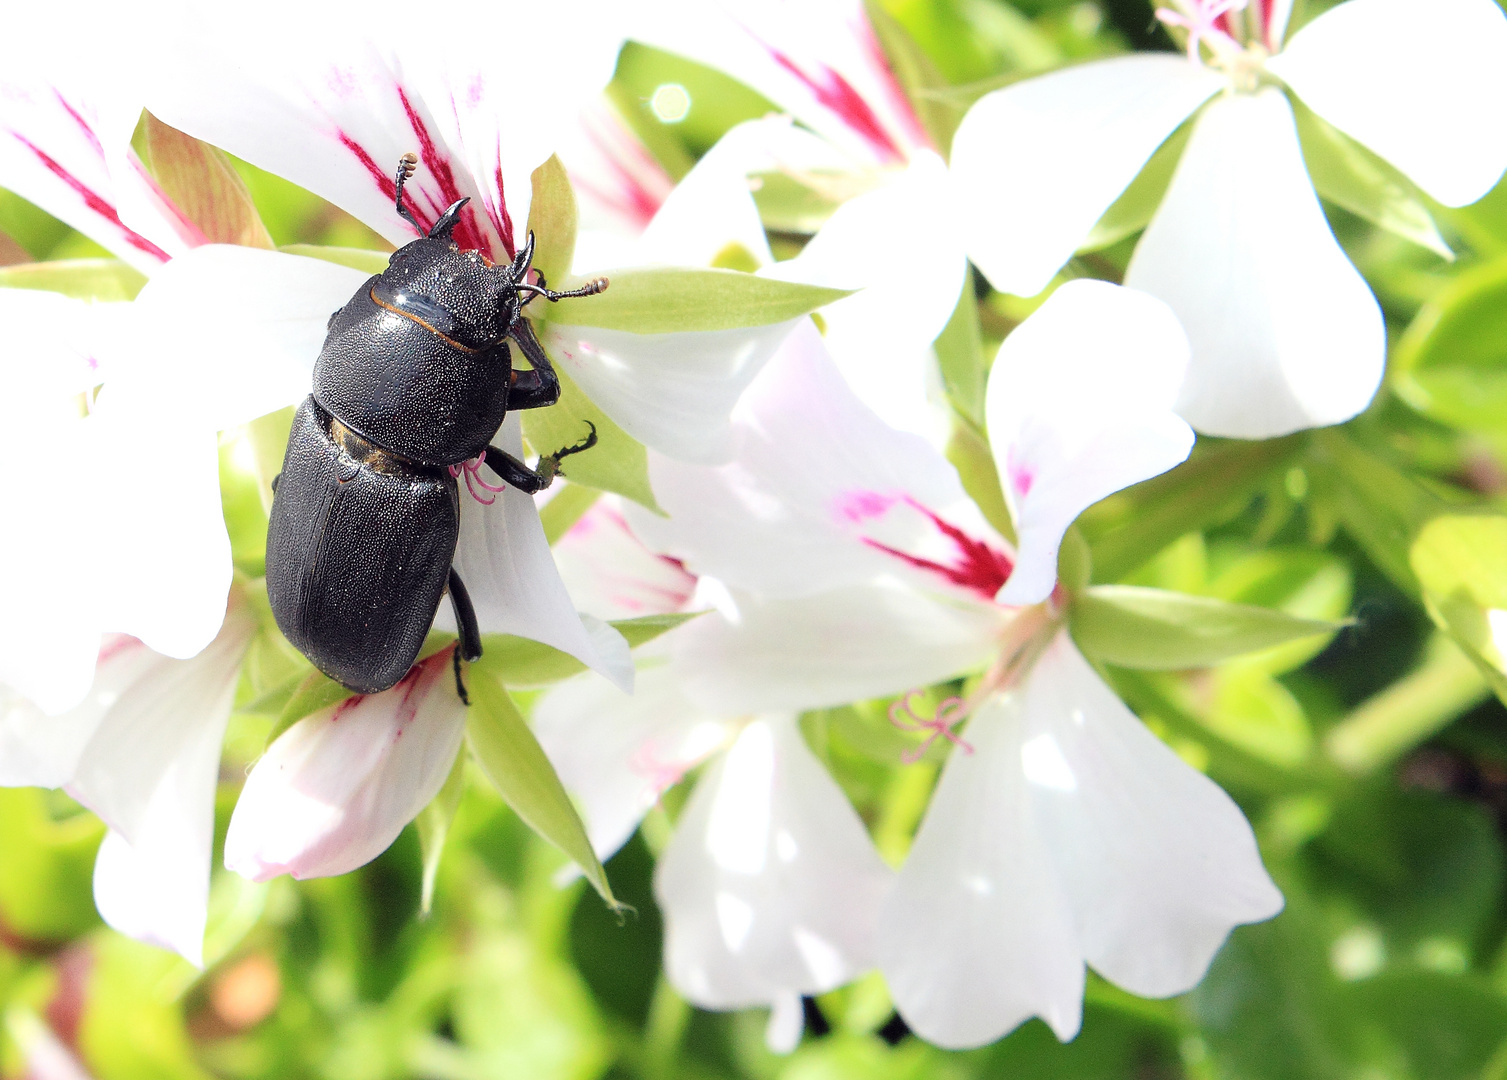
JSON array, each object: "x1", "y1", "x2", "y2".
[
  {"x1": 950, "y1": 0, "x2": 1507, "y2": 437},
  {"x1": 225, "y1": 648, "x2": 468, "y2": 881},
  {"x1": 625, "y1": 285, "x2": 1280, "y2": 1045},
  {"x1": 0, "y1": 601, "x2": 253, "y2": 965},
  {"x1": 632, "y1": 0, "x2": 970, "y2": 443}
]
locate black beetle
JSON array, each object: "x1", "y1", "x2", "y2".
[{"x1": 266, "y1": 153, "x2": 605, "y2": 701}]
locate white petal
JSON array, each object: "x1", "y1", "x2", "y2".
[
  {"x1": 656, "y1": 716, "x2": 894, "y2": 1008},
  {"x1": 627, "y1": 320, "x2": 986, "y2": 600},
  {"x1": 878, "y1": 694, "x2": 1085, "y2": 1048},
  {"x1": 765, "y1": 992, "x2": 806, "y2": 1054},
  {"x1": 224, "y1": 648, "x2": 467, "y2": 881},
  {"x1": 638, "y1": 0, "x2": 929, "y2": 165},
  {"x1": 632, "y1": 118, "x2": 787, "y2": 269},
  {"x1": 542, "y1": 318, "x2": 800, "y2": 465},
  {"x1": 952, "y1": 55, "x2": 1223, "y2": 297},
  {"x1": 109, "y1": 245, "x2": 370, "y2": 432},
  {"x1": 986, "y1": 280, "x2": 1193, "y2": 606},
  {"x1": 533, "y1": 657, "x2": 734, "y2": 861},
  {"x1": 66, "y1": 607, "x2": 250, "y2": 849},
  {"x1": 0, "y1": 637, "x2": 157, "y2": 788},
  {"x1": 672, "y1": 584, "x2": 1006, "y2": 715},
  {"x1": 552, "y1": 497, "x2": 699, "y2": 621},
  {"x1": 441, "y1": 414, "x2": 633, "y2": 691},
  {"x1": 145, "y1": 0, "x2": 623, "y2": 259},
  {"x1": 0, "y1": 23, "x2": 180, "y2": 271},
  {"x1": 559, "y1": 100, "x2": 676, "y2": 241},
  {"x1": 1268, "y1": 0, "x2": 1507, "y2": 207},
  {"x1": 764, "y1": 151, "x2": 965, "y2": 443},
  {"x1": 1126, "y1": 89, "x2": 1385, "y2": 438},
  {"x1": 94, "y1": 823, "x2": 211, "y2": 966},
  {"x1": 1022, "y1": 637, "x2": 1283, "y2": 996}
]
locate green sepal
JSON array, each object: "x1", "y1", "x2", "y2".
[
  {"x1": 1391, "y1": 254, "x2": 1507, "y2": 434},
  {"x1": 0, "y1": 258, "x2": 146, "y2": 301},
  {"x1": 471, "y1": 613, "x2": 701, "y2": 689},
  {"x1": 1293, "y1": 99, "x2": 1452, "y2": 260},
  {"x1": 525, "y1": 154, "x2": 577, "y2": 290},
  {"x1": 464, "y1": 672, "x2": 618, "y2": 908},
  {"x1": 520, "y1": 364, "x2": 660, "y2": 511},
  {"x1": 863, "y1": 0, "x2": 962, "y2": 154},
  {"x1": 934, "y1": 286, "x2": 988, "y2": 429},
  {"x1": 547, "y1": 267, "x2": 850, "y2": 333},
  {"x1": 277, "y1": 244, "x2": 390, "y2": 274},
  {"x1": 1070, "y1": 585, "x2": 1341, "y2": 670},
  {"x1": 1410, "y1": 515, "x2": 1507, "y2": 705},
  {"x1": 266, "y1": 669, "x2": 351, "y2": 746},
  {"x1": 137, "y1": 111, "x2": 275, "y2": 249},
  {"x1": 946, "y1": 421, "x2": 1015, "y2": 544},
  {"x1": 1080, "y1": 121, "x2": 1192, "y2": 253},
  {"x1": 416, "y1": 751, "x2": 468, "y2": 917}
]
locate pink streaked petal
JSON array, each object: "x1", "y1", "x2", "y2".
[
  {"x1": 553, "y1": 496, "x2": 699, "y2": 622},
  {"x1": 224, "y1": 649, "x2": 468, "y2": 882},
  {"x1": 145, "y1": 2, "x2": 624, "y2": 260},
  {"x1": 560, "y1": 100, "x2": 675, "y2": 237}
]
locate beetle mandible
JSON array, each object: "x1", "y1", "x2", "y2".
[{"x1": 266, "y1": 152, "x2": 606, "y2": 702}]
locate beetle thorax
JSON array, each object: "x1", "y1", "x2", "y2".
[{"x1": 373, "y1": 239, "x2": 521, "y2": 350}]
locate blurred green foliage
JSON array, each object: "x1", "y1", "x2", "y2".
[{"x1": 7, "y1": 2, "x2": 1507, "y2": 1078}]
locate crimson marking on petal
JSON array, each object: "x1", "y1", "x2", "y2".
[
  {"x1": 491, "y1": 161, "x2": 516, "y2": 260},
  {"x1": 53, "y1": 91, "x2": 103, "y2": 160},
  {"x1": 833, "y1": 488, "x2": 900, "y2": 523},
  {"x1": 860, "y1": 496, "x2": 1014, "y2": 602},
  {"x1": 96, "y1": 633, "x2": 145, "y2": 666},
  {"x1": 10, "y1": 133, "x2": 169, "y2": 261},
  {"x1": 390, "y1": 648, "x2": 449, "y2": 728},
  {"x1": 396, "y1": 86, "x2": 495, "y2": 256},
  {"x1": 764, "y1": 44, "x2": 906, "y2": 163}
]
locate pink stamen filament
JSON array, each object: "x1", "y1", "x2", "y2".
[
  {"x1": 890, "y1": 692, "x2": 973, "y2": 763},
  {"x1": 448, "y1": 453, "x2": 507, "y2": 505},
  {"x1": 1156, "y1": 0, "x2": 1247, "y2": 61}
]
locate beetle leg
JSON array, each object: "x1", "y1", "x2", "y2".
[
  {"x1": 447, "y1": 568, "x2": 483, "y2": 706},
  {"x1": 481, "y1": 423, "x2": 597, "y2": 494},
  {"x1": 452, "y1": 645, "x2": 470, "y2": 706},
  {"x1": 506, "y1": 319, "x2": 561, "y2": 410}
]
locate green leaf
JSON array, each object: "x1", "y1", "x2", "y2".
[
  {"x1": 138, "y1": 111, "x2": 274, "y2": 249},
  {"x1": 1392, "y1": 254, "x2": 1507, "y2": 433},
  {"x1": 465, "y1": 672, "x2": 617, "y2": 907},
  {"x1": 416, "y1": 752, "x2": 467, "y2": 916},
  {"x1": 1081, "y1": 436, "x2": 1302, "y2": 582},
  {"x1": 547, "y1": 267, "x2": 850, "y2": 333},
  {"x1": 1294, "y1": 99, "x2": 1452, "y2": 260},
  {"x1": 1080, "y1": 121, "x2": 1191, "y2": 252},
  {"x1": 0, "y1": 258, "x2": 146, "y2": 300},
  {"x1": 277, "y1": 244, "x2": 390, "y2": 274},
  {"x1": 519, "y1": 363, "x2": 660, "y2": 511},
  {"x1": 934, "y1": 285, "x2": 987, "y2": 428},
  {"x1": 1071, "y1": 585, "x2": 1339, "y2": 670},
  {"x1": 270, "y1": 669, "x2": 352, "y2": 744},
  {"x1": 0, "y1": 789, "x2": 103, "y2": 942},
  {"x1": 539, "y1": 482, "x2": 601, "y2": 545},
  {"x1": 946, "y1": 420, "x2": 1015, "y2": 543},
  {"x1": 1410, "y1": 514, "x2": 1507, "y2": 703},
  {"x1": 472, "y1": 613, "x2": 700, "y2": 688},
  {"x1": 1307, "y1": 428, "x2": 1450, "y2": 597},
  {"x1": 750, "y1": 172, "x2": 842, "y2": 235},
  {"x1": 525, "y1": 154, "x2": 577, "y2": 290},
  {"x1": 864, "y1": 0, "x2": 963, "y2": 154}
]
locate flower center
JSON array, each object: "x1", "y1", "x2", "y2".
[
  {"x1": 448, "y1": 453, "x2": 507, "y2": 505},
  {"x1": 1156, "y1": 0, "x2": 1273, "y2": 91}
]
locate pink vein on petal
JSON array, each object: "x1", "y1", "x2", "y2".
[
  {"x1": 53, "y1": 91, "x2": 103, "y2": 160},
  {"x1": 764, "y1": 44, "x2": 907, "y2": 163},
  {"x1": 10, "y1": 133, "x2": 170, "y2": 261},
  {"x1": 840, "y1": 490, "x2": 1014, "y2": 601}
]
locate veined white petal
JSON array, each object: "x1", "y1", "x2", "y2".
[
  {"x1": 224, "y1": 649, "x2": 467, "y2": 881},
  {"x1": 145, "y1": 0, "x2": 624, "y2": 259},
  {"x1": 94, "y1": 822, "x2": 212, "y2": 966},
  {"x1": 656, "y1": 716, "x2": 894, "y2": 1009},
  {"x1": 764, "y1": 151, "x2": 965, "y2": 443},
  {"x1": 952, "y1": 55, "x2": 1223, "y2": 297},
  {"x1": 66, "y1": 605, "x2": 251, "y2": 849},
  {"x1": 534, "y1": 657, "x2": 734, "y2": 861},
  {"x1": 107, "y1": 246, "x2": 370, "y2": 432},
  {"x1": 1126, "y1": 89, "x2": 1385, "y2": 438},
  {"x1": 627, "y1": 321, "x2": 978, "y2": 599},
  {"x1": 0, "y1": 637, "x2": 157, "y2": 788},
  {"x1": 986, "y1": 281, "x2": 1193, "y2": 606},
  {"x1": 552, "y1": 497, "x2": 699, "y2": 621},
  {"x1": 878, "y1": 694, "x2": 1085, "y2": 1048},
  {"x1": 1022, "y1": 637, "x2": 1283, "y2": 997},
  {"x1": 638, "y1": 0, "x2": 929, "y2": 166},
  {"x1": 541, "y1": 318, "x2": 799, "y2": 465},
  {"x1": 1269, "y1": 0, "x2": 1507, "y2": 207},
  {"x1": 673, "y1": 584, "x2": 1006, "y2": 715},
  {"x1": 442, "y1": 414, "x2": 633, "y2": 691}
]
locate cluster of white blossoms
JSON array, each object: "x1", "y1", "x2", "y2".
[{"x1": 1, "y1": 0, "x2": 1505, "y2": 1053}]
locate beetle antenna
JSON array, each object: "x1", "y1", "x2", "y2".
[
  {"x1": 514, "y1": 277, "x2": 610, "y2": 304},
  {"x1": 393, "y1": 153, "x2": 425, "y2": 235}
]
